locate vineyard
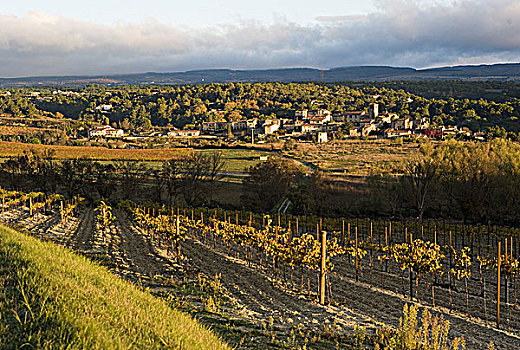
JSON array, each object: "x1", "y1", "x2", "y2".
[{"x1": 2, "y1": 189, "x2": 520, "y2": 348}]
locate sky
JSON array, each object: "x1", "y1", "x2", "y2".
[{"x1": 1, "y1": 0, "x2": 519, "y2": 77}]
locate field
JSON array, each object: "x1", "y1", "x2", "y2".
[
  {"x1": 0, "y1": 223, "x2": 228, "y2": 349},
  {"x1": 0, "y1": 141, "x2": 191, "y2": 161},
  {"x1": 0, "y1": 141, "x2": 271, "y2": 174},
  {"x1": 2, "y1": 193, "x2": 520, "y2": 349},
  {"x1": 0, "y1": 125, "x2": 56, "y2": 136},
  {"x1": 0, "y1": 139, "x2": 418, "y2": 175},
  {"x1": 282, "y1": 139, "x2": 420, "y2": 176}
]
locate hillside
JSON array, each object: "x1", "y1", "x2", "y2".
[
  {"x1": 0, "y1": 224, "x2": 228, "y2": 349},
  {"x1": 2, "y1": 63, "x2": 520, "y2": 87}
]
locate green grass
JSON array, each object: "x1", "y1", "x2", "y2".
[
  {"x1": 0, "y1": 224, "x2": 229, "y2": 350},
  {"x1": 197, "y1": 148, "x2": 270, "y2": 173}
]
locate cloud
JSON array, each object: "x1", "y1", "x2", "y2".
[{"x1": 1, "y1": 1, "x2": 520, "y2": 77}]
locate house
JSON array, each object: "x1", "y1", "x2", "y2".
[
  {"x1": 460, "y1": 127, "x2": 472, "y2": 137},
  {"x1": 264, "y1": 123, "x2": 280, "y2": 135},
  {"x1": 301, "y1": 124, "x2": 320, "y2": 133},
  {"x1": 414, "y1": 117, "x2": 430, "y2": 130},
  {"x1": 384, "y1": 129, "x2": 412, "y2": 138},
  {"x1": 88, "y1": 125, "x2": 124, "y2": 138},
  {"x1": 295, "y1": 110, "x2": 308, "y2": 118},
  {"x1": 230, "y1": 120, "x2": 248, "y2": 131},
  {"x1": 375, "y1": 114, "x2": 394, "y2": 126},
  {"x1": 349, "y1": 128, "x2": 361, "y2": 137},
  {"x1": 307, "y1": 109, "x2": 331, "y2": 117},
  {"x1": 317, "y1": 132, "x2": 328, "y2": 143},
  {"x1": 392, "y1": 116, "x2": 414, "y2": 130},
  {"x1": 333, "y1": 111, "x2": 366, "y2": 123},
  {"x1": 442, "y1": 126, "x2": 459, "y2": 138},
  {"x1": 474, "y1": 132, "x2": 486, "y2": 141},
  {"x1": 246, "y1": 119, "x2": 259, "y2": 129},
  {"x1": 361, "y1": 123, "x2": 377, "y2": 137},
  {"x1": 202, "y1": 121, "x2": 228, "y2": 132},
  {"x1": 310, "y1": 114, "x2": 332, "y2": 124},
  {"x1": 167, "y1": 130, "x2": 201, "y2": 137},
  {"x1": 95, "y1": 104, "x2": 113, "y2": 112}
]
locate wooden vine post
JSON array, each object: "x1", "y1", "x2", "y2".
[
  {"x1": 384, "y1": 227, "x2": 388, "y2": 272},
  {"x1": 319, "y1": 230, "x2": 327, "y2": 305},
  {"x1": 176, "y1": 212, "x2": 181, "y2": 258},
  {"x1": 342, "y1": 220, "x2": 345, "y2": 244},
  {"x1": 355, "y1": 227, "x2": 359, "y2": 282},
  {"x1": 497, "y1": 241, "x2": 501, "y2": 329}
]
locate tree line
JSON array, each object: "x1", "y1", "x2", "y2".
[
  {"x1": 3, "y1": 140, "x2": 520, "y2": 225},
  {"x1": 239, "y1": 139, "x2": 520, "y2": 226},
  {"x1": 371, "y1": 139, "x2": 520, "y2": 224},
  {"x1": 4, "y1": 82, "x2": 520, "y2": 136},
  {"x1": 0, "y1": 149, "x2": 225, "y2": 207}
]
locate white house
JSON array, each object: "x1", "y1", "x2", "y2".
[
  {"x1": 385, "y1": 129, "x2": 412, "y2": 138},
  {"x1": 167, "y1": 130, "x2": 201, "y2": 137},
  {"x1": 88, "y1": 125, "x2": 124, "y2": 138},
  {"x1": 264, "y1": 123, "x2": 280, "y2": 135},
  {"x1": 95, "y1": 104, "x2": 113, "y2": 112},
  {"x1": 317, "y1": 132, "x2": 328, "y2": 143},
  {"x1": 301, "y1": 124, "x2": 320, "y2": 133}
]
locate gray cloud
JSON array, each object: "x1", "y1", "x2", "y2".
[{"x1": 1, "y1": 0, "x2": 520, "y2": 77}]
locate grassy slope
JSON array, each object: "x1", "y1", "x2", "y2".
[{"x1": 0, "y1": 224, "x2": 229, "y2": 349}]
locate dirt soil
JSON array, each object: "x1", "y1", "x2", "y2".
[{"x1": 3, "y1": 206, "x2": 520, "y2": 349}]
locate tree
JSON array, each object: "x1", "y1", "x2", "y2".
[
  {"x1": 402, "y1": 142, "x2": 441, "y2": 220},
  {"x1": 242, "y1": 158, "x2": 303, "y2": 212},
  {"x1": 289, "y1": 171, "x2": 323, "y2": 215},
  {"x1": 177, "y1": 152, "x2": 224, "y2": 206},
  {"x1": 162, "y1": 158, "x2": 182, "y2": 206},
  {"x1": 114, "y1": 160, "x2": 148, "y2": 200},
  {"x1": 161, "y1": 151, "x2": 225, "y2": 207},
  {"x1": 60, "y1": 157, "x2": 92, "y2": 199}
]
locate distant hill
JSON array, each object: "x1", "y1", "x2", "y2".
[{"x1": 2, "y1": 63, "x2": 520, "y2": 87}]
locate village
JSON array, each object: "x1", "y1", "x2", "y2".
[{"x1": 88, "y1": 103, "x2": 484, "y2": 143}]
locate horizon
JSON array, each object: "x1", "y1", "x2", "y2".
[
  {"x1": 3, "y1": 62, "x2": 520, "y2": 80},
  {"x1": 1, "y1": 1, "x2": 520, "y2": 77}
]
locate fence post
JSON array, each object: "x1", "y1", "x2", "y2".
[
  {"x1": 355, "y1": 227, "x2": 359, "y2": 282},
  {"x1": 320, "y1": 230, "x2": 327, "y2": 305},
  {"x1": 497, "y1": 241, "x2": 501, "y2": 329}
]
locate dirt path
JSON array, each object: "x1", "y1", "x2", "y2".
[
  {"x1": 329, "y1": 266, "x2": 520, "y2": 349},
  {"x1": 103, "y1": 209, "x2": 182, "y2": 282},
  {"x1": 69, "y1": 208, "x2": 95, "y2": 251},
  {"x1": 181, "y1": 238, "x2": 379, "y2": 330}
]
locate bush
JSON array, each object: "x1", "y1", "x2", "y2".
[{"x1": 374, "y1": 304, "x2": 465, "y2": 350}]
